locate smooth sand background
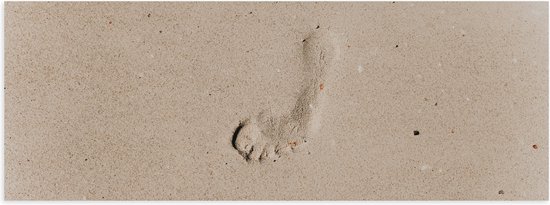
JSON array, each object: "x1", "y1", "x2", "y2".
[{"x1": 5, "y1": 2, "x2": 548, "y2": 200}]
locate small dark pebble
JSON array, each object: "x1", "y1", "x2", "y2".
[
  {"x1": 316, "y1": 25, "x2": 320, "y2": 29},
  {"x1": 84, "y1": 158, "x2": 88, "y2": 161},
  {"x1": 273, "y1": 160, "x2": 277, "y2": 162},
  {"x1": 395, "y1": 45, "x2": 399, "y2": 48},
  {"x1": 147, "y1": 13, "x2": 151, "y2": 17},
  {"x1": 533, "y1": 144, "x2": 538, "y2": 149},
  {"x1": 435, "y1": 102, "x2": 438, "y2": 106},
  {"x1": 498, "y1": 190, "x2": 504, "y2": 195},
  {"x1": 249, "y1": 11, "x2": 253, "y2": 14},
  {"x1": 413, "y1": 130, "x2": 420, "y2": 136},
  {"x1": 159, "y1": 30, "x2": 162, "y2": 33}
]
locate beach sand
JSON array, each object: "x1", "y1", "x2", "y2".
[{"x1": 4, "y1": 2, "x2": 548, "y2": 200}]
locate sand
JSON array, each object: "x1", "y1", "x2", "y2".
[{"x1": 4, "y1": 2, "x2": 548, "y2": 200}]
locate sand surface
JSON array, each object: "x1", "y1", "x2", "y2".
[{"x1": 4, "y1": 2, "x2": 548, "y2": 200}]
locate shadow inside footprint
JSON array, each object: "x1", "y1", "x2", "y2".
[{"x1": 231, "y1": 122, "x2": 245, "y2": 149}]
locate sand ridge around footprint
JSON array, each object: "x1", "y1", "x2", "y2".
[{"x1": 232, "y1": 29, "x2": 338, "y2": 162}]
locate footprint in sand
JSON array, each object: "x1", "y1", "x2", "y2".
[{"x1": 232, "y1": 30, "x2": 338, "y2": 162}]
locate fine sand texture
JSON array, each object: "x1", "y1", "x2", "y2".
[{"x1": 5, "y1": 2, "x2": 548, "y2": 200}]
